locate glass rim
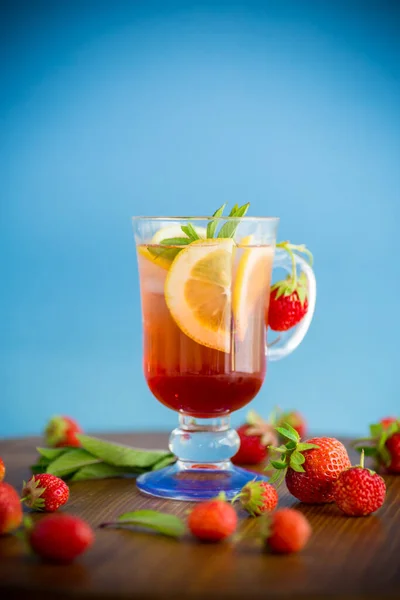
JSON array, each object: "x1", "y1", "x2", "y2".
[{"x1": 132, "y1": 215, "x2": 280, "y2": 222}]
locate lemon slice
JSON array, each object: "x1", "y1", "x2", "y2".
[
  {"x1": 165, "y1": 238, "x2": 235, "y2": 353},
  {"x1": 233, "y1": 235, "x2": 275, "y2": 340},
  {"x1": 137, "y1": 246, "x2": 172, "y2": 271}
]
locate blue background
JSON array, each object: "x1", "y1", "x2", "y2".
[{"x1": 2, "y1": 0, "x2": 399, "y2": 438}]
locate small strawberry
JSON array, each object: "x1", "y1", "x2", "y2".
[
  {"x1": 22, "y1": 474, "x2": 69, "y2": 512},
  {"x1": 45, "y1": 415, "x2": 82, "y2": 448},
  {"x1": 188, "y1": 494, "x2": 238, "y2": 542},
  {"x1": 267, "y1": 424, "x2": 351, "y2": 504},
  {"x1": 0, "y1": 482, "x2": 23, "y2": 535},
  {"x1": 232, "y1": 411, "x2": 278, "y2": 465},
  {"x1": 274, "y1": 408, "x2": 307, "y2": 440},
  {"x1": 267, "y1": 242, "x2": 313, "y2": 332},
  {"x1": 261, "y1": 508, "x2": 312, "y2": 554},
  {"x1": 333, "y1": 451, "x2": 386, "y2": 517},
  {"x1": 28, "y1": 514, "x2": 94, "y2": 563},
  {"x1": 232, "y1": 480, "x2": 278, "y2": 516},
  {"x1": 0, "y1": 457, "x2": 5, "y2": 482},
  {"x1": 354, "y1": 419, "x2": 400, "y2": 474},
  {"x1": 380, "y1": 416, "x2": 399, "y2": 430}
]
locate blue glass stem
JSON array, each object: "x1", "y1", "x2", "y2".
[{"x1": 136, "y1": 414, "x2": 269, "y2": 501}]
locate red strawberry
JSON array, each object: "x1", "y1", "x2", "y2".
[
  {"x1": 0, "y1": 458, "x2": 5, "y2": 482},
  {"x1": 45, "y1": 415, "x2": 82, "y2": 448},
  {"x1": 261, "y1": 508, "x2": 312, "y2": 554},
  {"x1": 333, "y1": 451, "x2": 386, "y2": 516},
  {"x1": 268, "y1": 424, "x2": 351, "y2": 503},
  {"x1": 275, "y1": 409, "x2": 307, "y2": 440},
  {"x1": 233, "y1": 480, "x2": 278, "y2": 516},
  {"x1": 188, "y1": 495, "x2": 238, "y2": 542},
  {"x1": 232, "y1": 411, "x2": 278, "y2": 465},
  {"x1": 22, "y1": 474, "x2": 69, "y2": 512},
  {"x1": 355, "y1": 420, "x2": 400, "y2": 474},
  {"x1": 28, "y1": 514, "x2": 94, "y2": 563},
  {"x1": 267, "y1": 242, "x2": 313, "y2": 332},
  {"x1": 380, "y1": 416, "x2": 399, "y2": 430},
  {"x1": 0, "y1": 482, "x2": 23, "y2": 535}
]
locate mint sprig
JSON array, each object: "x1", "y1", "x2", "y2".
[
  {"x1": 100, "y1": 509, "x2": 186, "y2": 538},
  {"x1": 30, "y1": 434, "x2": 175, "y2": 482}
]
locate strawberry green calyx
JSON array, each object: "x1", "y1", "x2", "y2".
[
  {"x1": 246, "y1": 410, "x2": 278, "y2": 447},
  {"x1": 45, "y1": 416, "x2": 68, "y2": 447},
  {"x1": 21, "y1": 478, "x2": 46, "y2": 510},
  {"x1": 354, "y1": 420, "x2": 400, "y2": 467},
  {"x1": 266, "y1": 423, "x2": 319, "y2": 486},
  {"x1": 231, "y1": 480, "x2": 278, "y2": 517},
  {"x1": 272, "y1": 242, "x2": 313, "y2": 306}
]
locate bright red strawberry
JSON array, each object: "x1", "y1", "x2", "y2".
[
  {"x1": 268, "y1": 424, "x2": 351, "y2": 503},
  {"x1": 22, "y1": 474, "x2": 69, "y2": 512},
  {"x1": 355, "y1": 420, "x2": 400, "y2": 474},
  {"x1": 233, "y1": 480, "x2": 278, "y2": 516},
  {"x1": 45, "y1": 415, "x2": 82, "y2": 448},
  {"x1": 0, "y1": 482, "x2": 23, "y2": 535},
  {"x1": 275, "y1": 409, "x2": 307, "y2": 440},
  {"x1": 333, "y1": 451, "x2": 386, "y2": 516},
  {"x1": 232, "y1": 411, "x2": 278, "y2": 465},
  {"x1": 188, "y1": 495, "x2": 238, "y2": 542},
  {"x1": 0, "y1": 458, "x2": 5, "y2": 482},
  {"x1": 267, "y1": 242, "x2": 313, "y2": 332},
  {"x1": 261, "y1": 508, "x2": 312, "y2": 554},
  {"x1": 28, "y1": 514, "x2": 94, "y2": 563}
]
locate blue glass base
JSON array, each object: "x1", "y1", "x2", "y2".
[{"x1": 136, "y1": 460, "x2": 269, "y2": 501}]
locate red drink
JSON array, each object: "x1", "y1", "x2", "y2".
[{"x1": 137, "y1": 241, "x2": 274, "y2": 417}]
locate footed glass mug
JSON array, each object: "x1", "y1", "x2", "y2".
[{"x1": 132, "y1": 216, "x2": 316, "y2": 500}]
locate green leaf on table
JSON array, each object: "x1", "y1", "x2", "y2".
[
  {"x1": 76, "y1": 434, "x2": 173, "y2": 469},
  {"x1": 37, "y1": 447, "x2": 67, "y2": 461},
  {"x1": 151, "y1": 454, "x2": 176, "y2": 471},
  {"x1": 70, "y1": 462, "x2": 142, "y2": 482},
  {"x1": 46, "y1": 449, "x2": 101, "y2": 478},
  {"x1": 207, "y1": 203, "x2": 226, "y2": 238},
  {"x1": 181, "y1": 224, "x2": 200, "y2": 242},
  {"x1": 217, "y1": 202, "x2": 250, "y2": 239},
  {"x1": 102, "y1": 510, "x2": 186, "y2": 538}
]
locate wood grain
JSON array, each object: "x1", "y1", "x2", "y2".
[{"x1": 0, "y1": 433, "x2": 399, "y2": 600}]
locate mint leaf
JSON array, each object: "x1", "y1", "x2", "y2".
[
  {"x1": 147, "y1": 246, "x2": 181, "y2": 263},
  {"x1": 46, "y1": 449, "x2": 101, "y2": 478},
  {"x1": 102, "y1": 510, "x2": 186, "y2": 538},
  {"x1": 207, "y1": 203, "x2": 226, "y2": 238},
  {"x1": 217, "y1": 202, "x2": 250, "y2": 238},
  {"x1": 160, "y1": 237, "x2": 190, "y2": 246},
  {"x1": 181, "y1": 224, "x2": 200, "y2": 241},
  {"x1": 229, "y1": 204, "x2": 239, "y2": 216},
  {"x1": 76, "y1": 434, "x2": 173, "y2": 469}
]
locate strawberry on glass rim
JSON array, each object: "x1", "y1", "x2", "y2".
[{"x1": 268, "y1": 242, "x2": 313, "y2": 332}]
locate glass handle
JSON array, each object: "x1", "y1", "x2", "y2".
[{"x1": 266, "y1": 248, "x2": 317, "y2": 361}]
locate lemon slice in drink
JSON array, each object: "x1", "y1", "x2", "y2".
[
  {"x1": 165, "y1": 238, "x2": 235, "y2": 353},
  {"x1": 233, "y1": 235, "x2": 275, "y2": 340}
]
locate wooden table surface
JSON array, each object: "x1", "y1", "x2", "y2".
[{"x1": 0, "y1": 433, "x2": 399, "y2": 600}]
